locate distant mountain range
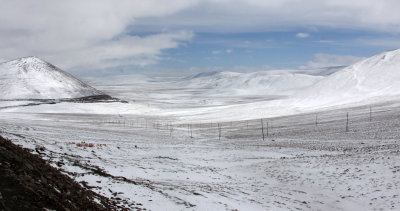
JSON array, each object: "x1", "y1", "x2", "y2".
[
  {"x1": 181, "y1": 49, "x2": 400, "y2": 108},
  {"x1": 2, "y1": 49, "x2": 400, "y2": 115},
  {"x1": 180, "y1": 70, "x2": 323, "y2": 97}
]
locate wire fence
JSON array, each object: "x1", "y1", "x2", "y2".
[{"x1": 95, "y1": 104, "x2": 400, "y2": 141}]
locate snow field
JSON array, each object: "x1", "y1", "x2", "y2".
[{"x1": 0, "y1": 101, "x2": 399, "y2": 210}]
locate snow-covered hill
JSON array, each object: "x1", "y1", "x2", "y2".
[
  {"x1": 2, "y1": 49, "x2": 400, "y2": 122},
  {"x1": 180, "y1": 71, "x2": 323, "y2": 97},
  {"x1": 0, "y1": 57, "x2": 104, "y2": 99},
  {"x1": 162, "y1": 49, "x2": 400, "y2": 121},
  {"x1": 181, "y1": 49, "x2": 400, "y2": 107},
  {"x1": 297, "y1": 49, "x2": 400, "y2": 108}
]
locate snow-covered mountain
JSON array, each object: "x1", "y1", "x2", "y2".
[
  {"x1": 297, "y1": 49, "x2": 400, "y2": 108},
  {"x1": 2, "y1": 49, "x2": 400, "y2": 122},
  {"x1": 0, "y1": 57, "x2": 104, "y2": 99},
  {"x1": 164, "y1": 49, "x2": 400, "y2": 121},
  {"x1": 180, "y1": 49, "x2": 400, "y2": 109}
]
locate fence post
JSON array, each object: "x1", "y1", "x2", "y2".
[
  {"x1": 369, "y1": 106, "x2": 372, "y2": 122},
  {"x1": 346, "y1": 112, "x2": 349, "y2": 132},
  {"x1": 190, "y1": 124, "x2": 193, "y2": 138},
  {"x1": 218, "y1": 123, "x2": 221, "y2": 140},
  {"x1": 261, "y1": 119, "x2": 265, "y2": 141}
]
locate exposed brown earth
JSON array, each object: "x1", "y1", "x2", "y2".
[{"x1": 0, "y1": 135, "x2": 122, "y2": 211}]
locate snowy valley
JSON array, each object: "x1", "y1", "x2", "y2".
[{"x1": 0, "y1": 50, "x2": 400, "y2": 210}]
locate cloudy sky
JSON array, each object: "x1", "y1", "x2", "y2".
[{"x1": 1, "y1": 0, "x2": 400, "y2": 77}]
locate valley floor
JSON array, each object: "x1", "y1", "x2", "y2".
[{"x1": 0, "y1": 101, "x2": 399, "y2": 210}]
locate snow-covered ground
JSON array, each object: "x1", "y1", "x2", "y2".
[{"x1": 0, "y1": 101, "x2": 399, "y2": 210}]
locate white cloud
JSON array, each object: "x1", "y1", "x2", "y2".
[
  {"x1": 314, "y1": 40, "x2": 334, "y2": 43},
  {"x1": 2, "y1": 0, "x2": 400, "y2": 75},
  {"x1": 49, "y1": 31, "x2": 193, "y2": 70},
  {"x1": 185, "y1": 65, "x2": 274, "y2": 75},
  {"x1": 211, "y1": 49, "x2": 233, "y2": 55},
  {"x1": 212, "y1": 50, "x2": 222, "y2": 54},
  {"x1": 134, "y1": 0, "x2": 400, "y2": 33},
  {"x1": 0, "y1": 0, "x2": 197, "y2": 71},
  {"x1": 296, "y1": 33, "x2": 310, "y2": 38},
  {"x1": 300, "y1": 53, "x2": 366, "y2": 69}
]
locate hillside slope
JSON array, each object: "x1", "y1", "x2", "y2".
[
  {"x1": 0, "y1": 57, "x2": 104, "y2": 99},
  {"x1": 0, "y1": 135, "x2": 122, "y2": 210},
  {"x1": 180, "y1": 71, "x2": 323, "y2": 97},
  {"x1": 297, "y1": 49, "x2": 400, "y2": 108}
]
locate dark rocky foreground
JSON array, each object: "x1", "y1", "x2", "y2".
[{"x1": 0, "y1": 135, "x2": 122, "y2": 211}]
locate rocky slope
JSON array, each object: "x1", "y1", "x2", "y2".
[{"x1": 0, "y1": 135, "x2": 124, "y2": 210}]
